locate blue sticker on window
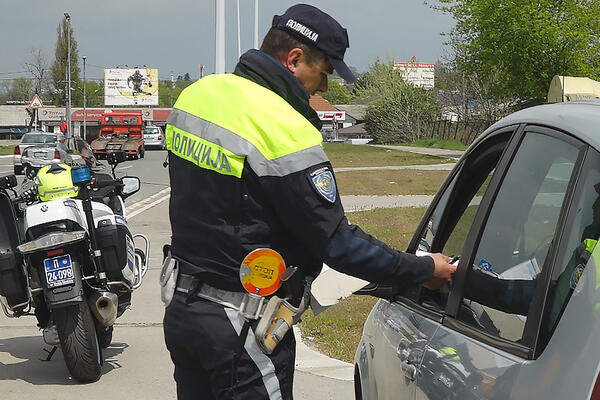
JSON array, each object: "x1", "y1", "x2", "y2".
[
  {"x1": 309, "y1": 167, "x2": 336, "y2": 203},
  {"x1": 478, "y1": 258, "x2": 493, "y2": 272}
]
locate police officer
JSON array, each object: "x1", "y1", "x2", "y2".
[{"x1": 162, "y1": 4, "x2": 456, "y2": 399}]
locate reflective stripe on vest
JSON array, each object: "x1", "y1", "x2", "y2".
[{"x1": 166, "y1": 74, "x2": 327, "y2": 178}]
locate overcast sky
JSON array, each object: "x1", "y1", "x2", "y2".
[{"x1": 1, "y1": 0, "x2": 455, "y2": 82}]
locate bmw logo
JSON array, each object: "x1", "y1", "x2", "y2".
[{"x1": 41, "y1": 205, "x2": 48, "y2": 212}]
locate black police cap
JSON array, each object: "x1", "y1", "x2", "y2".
[{"x1": 272, "y1": 4, "x2": 356, "y2": 83}]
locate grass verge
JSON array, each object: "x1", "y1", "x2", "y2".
[
  {"x1": 0, "y1": 145, "x2": 14, "y2": 155},
  {"x1": 335, "y1": 169, "x2": 449, "y2": 195},
  {"x1": 324, "y1": 143, "x2": 451, "y2": 167},
  {"x1": 299, "y1": 207, "x2": 427, "y2": 363},
  {"x1": 405, "y1": 136, "x2": 468, "y2": 151}
]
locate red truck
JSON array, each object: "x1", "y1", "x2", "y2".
[{"x1": 90, "y1": 111, "x2": 145, "y2": 159}]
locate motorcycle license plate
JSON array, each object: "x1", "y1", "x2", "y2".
[{"x1": 44, "y1": 254, "x2": 75, "y2": 288}]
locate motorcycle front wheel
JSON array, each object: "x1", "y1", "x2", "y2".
[{"x1": 54, "y1": 301, "x2": 102, "y2": 383}]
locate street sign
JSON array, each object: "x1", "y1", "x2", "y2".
[{"x1": 28, "y1": 94, "x2": 44, "y2": 109}]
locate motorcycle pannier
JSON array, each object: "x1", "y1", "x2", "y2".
[
  {"x1": 96, "y1": 221, "x2": 134, "y2": 284},
  {"x1": 0, "y1": 191, "x2": 28, "y2": 311}
]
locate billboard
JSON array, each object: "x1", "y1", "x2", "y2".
[
  {"x1": 393, "y1": 62, "x2": 435, "y2": 89},
  {"x1": 104, "y1": 68, "x2": 159, "y2": 106}
]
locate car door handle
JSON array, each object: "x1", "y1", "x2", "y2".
[
  {"x1": 401, "y1": 361, "x2": 417, "y2": 381},
  {"x1": 396, "y1": 339, "x2": 414, "y2": 362},
  {"x1": 397, "y1": 347, "x2": 411, "y2": 362}
]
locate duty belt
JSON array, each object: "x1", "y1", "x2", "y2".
[{"x1": 176, "y1": 273, "x2": 267, "y2": 320}]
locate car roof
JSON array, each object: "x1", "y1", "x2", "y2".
[{"x1": 480, "y1": 100, "x2": 600, "y2": 150}]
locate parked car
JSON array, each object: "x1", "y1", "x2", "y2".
[
  {"x1": 143, "y1": 125, "x2": 165, "y2": 150},
  {"x1": 354, "y1": 100, "x2": 600, "y2": 400},
  {"x1": 17, "y1": 134, "x2": 97, "y2": 174},
  {"x1": 13, "y1": 131, "x2": 60, "y2": 174}
]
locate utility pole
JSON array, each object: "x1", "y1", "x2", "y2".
[
  {"x1": 254, "y1": 0, "x2": 259, "y2": 49},
  {"x1": 215, "y1": 0, "x2": 225, "y2": 73},
  {"x1": 236, "y1": 0, "x2": 241, "y2": 58},
  {"x1": 64, "y1": 12, "x2": 72, "y2": 138},
  {"x1": 83, "y1": 55, "x2": 87, "y2": 141}
]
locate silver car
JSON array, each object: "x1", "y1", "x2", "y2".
[
  {"x1": 355, "y1": 100, "x2": 600, "y2": 400},
  {"x1": 18, "y1": 135, "x2": 97, "y2": 174},
  {"x1": 143, "y1": 125, "x2": 165, "y2": 150},
  {"x1": 13, "y1": 131, "x2": 60, "y2": 174}
]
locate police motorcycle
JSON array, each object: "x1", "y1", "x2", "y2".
[{"x1": 0, "y1": 151, "x2": 149, "y2": 383}]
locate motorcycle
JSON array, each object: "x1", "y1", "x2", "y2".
[{"x1": 0, "y1": 151, "x2": 149, "y2": 382}]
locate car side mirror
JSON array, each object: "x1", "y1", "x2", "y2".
[
  {"x1": 0, "y1": 174, "x2": 17, "y2": 189},
  {"x1": 107, "y1": 151, "x2": 126, "y2": 166},
  {"x1": 121, "y1": 176, "x2": 140, "y2": 198},
  {"x1": 354, "y1": 283, "x2": 398, "y2": 299}
]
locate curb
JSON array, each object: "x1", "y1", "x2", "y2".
[{"x1": 293, "y1": 326, "x2": 354, "y2": 381}]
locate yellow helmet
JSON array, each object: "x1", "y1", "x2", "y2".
[{"x1": 34, "y1": 163, "x2": 78, "y2": 202}]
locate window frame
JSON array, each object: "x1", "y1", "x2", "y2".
[
  {"x1": 398, "y1": 124, "x2": 588, "y2": 360},
  {"x1": 445, "y1": 125, "x2": 586, "y2": 359},
  {"x1": 397, "y1": 125, "x2": 519, "y2": 316}
]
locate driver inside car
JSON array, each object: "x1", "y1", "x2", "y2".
[{"x1": 463, "y1": 182, "x2": 600, "y2": 333}]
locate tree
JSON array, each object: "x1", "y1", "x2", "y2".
[
  {"x1": 50, "y1": 15, "x2": 81, "y2": 106},
  {"x1": 320, "y1": 78, "x2": 352, "y2": 104},
  {"x1": 434, "y1": 0, "x2": 600, "y2": 105},
  {"x1": 184, "y1": 73, "x2": 191, "y2": 81},
  {"x1": 7, "y1": 78, "x2": 33, "y2": 102},
  {"x1": 353, "y1": 60, "x2": 440, "y2": 143},
  {"x1": 158, "y1": 79, "x2": 194, "y2": 107},
  {"x1": 24, "y1": 49, "x2": 51, "y2": 101},
  {"x1": 435, "y1": 61, "x2": 518, "y2": 122}
]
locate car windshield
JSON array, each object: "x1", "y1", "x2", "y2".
[
  {"x1": 21, "y1": 134, "x2": 57, "y2": 144},
  {"x1": 144, "y1": 128, "x2": 159, "y2": 134}
]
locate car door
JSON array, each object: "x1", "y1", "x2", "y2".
[
  {"x1": 401, "y1": 125, "x2": 587, "y2": 399},
  {"x1": 362, "y1": 126, "x2": 516, "y2": 399},
  {"x1": 365, "y1": 298, "x2": 440, "y2": 399}
]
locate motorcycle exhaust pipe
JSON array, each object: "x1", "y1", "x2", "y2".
[{"x1": 88, "y1": 291, "x2": 118, "y2": 327}]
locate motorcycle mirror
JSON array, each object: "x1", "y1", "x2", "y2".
[
  {"x1": 0, "y1": 174, "x2": 17, "y2": 189},
  {"x1": 25, "y1": 165, "x2": 38, "y2": 180},
  {"x1": 121, "y1": 176, "x2": 140, "y2": 197},
  {"x1": 107, "y1": 151, "x2": 126, "y2": 166}
]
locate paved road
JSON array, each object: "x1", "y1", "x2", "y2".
[
  {"x1": 0, "y1": 150, "x2": 356, "y2": 400},
  {"x1": 372, "y1": 144, "x2": 465, "y2": 159},
  {"x1": 0, "y1": 148, "x2": 457, "y2": 398}
]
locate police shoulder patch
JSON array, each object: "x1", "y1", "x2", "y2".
[{"x1": 309, "y1": 166, "x2": 336, "y2": 203}]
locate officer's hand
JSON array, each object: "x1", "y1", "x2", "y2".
[{"x1": 423, "y1": 253, "x2": 456, "y2": 290}]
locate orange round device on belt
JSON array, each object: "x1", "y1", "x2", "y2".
[{"x1": 239, "y1": 248, "x2": 285, "y2": 296}]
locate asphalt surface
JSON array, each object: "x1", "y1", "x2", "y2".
[{"x1": 0, "y1": 147, "x2": 458, "y2": 399}]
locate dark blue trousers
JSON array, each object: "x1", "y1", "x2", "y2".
[{"x1": 163, "y1": 292, "x2": 295, "y2": 400}]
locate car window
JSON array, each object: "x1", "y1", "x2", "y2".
[
  {"x1": 105, "y1": 116, "x2": 119, "y2": 124},
  {"x1": 460, "y1": 132, "x2": 580, "y2": 342},
  {"x1": 416, "y1": 132, "x2": 511, "y2": 311},
  {"x1": 539, "y1": 148, "x2": 600, "y2": 344},
  {"x1": 22, "y1": 134, "x2": 57, "y2": 144},
  {"x1": 144, "y1": 127, "x2": 159, "y2": 134}
]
